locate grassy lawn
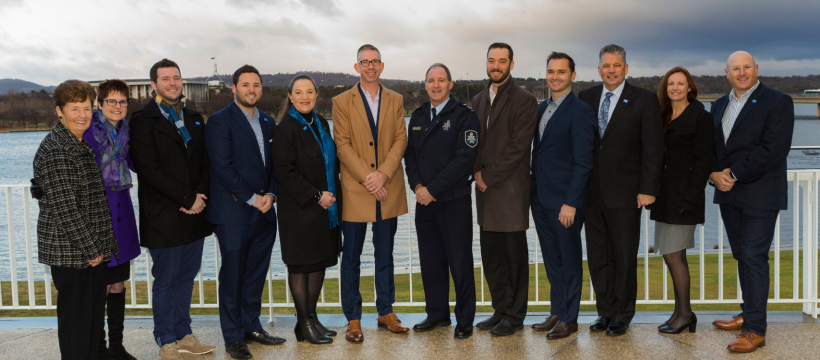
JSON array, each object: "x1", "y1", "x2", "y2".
[{"x1": 1, "y1": 250, "x2": 817, "y2": 317}]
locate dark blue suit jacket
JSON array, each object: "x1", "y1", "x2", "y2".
[
  {"x1": 531, "y1": 91, "x2": 597, "y2": 210},
  {"x1": 710, "y1": 83, "x2": 794, "y2": 210},
  {"x1": 205, "y1": 101, "x2": 279, "y2": 224}
]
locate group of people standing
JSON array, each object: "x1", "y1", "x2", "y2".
[{"x1": 31, "y1": 41, "x2": 793, "y2": 360}]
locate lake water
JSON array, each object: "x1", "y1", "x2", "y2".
[{"x1": 1, "y1": 113, "x2": 819, "y2": 281}]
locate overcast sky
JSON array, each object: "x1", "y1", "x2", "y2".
[{"x1": 1, "y1": 0, "x2": 819, "y2": 86}]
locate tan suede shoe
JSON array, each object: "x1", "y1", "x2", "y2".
[
  {"x1": 727, "y1": 331, "x2": 766, "y2": 353},
  {"x1": 177, "y1": 334, "x2": 215, "y2": 354},
  {"x1": 159, "y1": 343, "x2": 182, "y2": 360}
]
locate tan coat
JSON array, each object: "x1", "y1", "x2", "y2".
[
  {"x1": 332, "y1": 82, "x2": 408, "y2": 222},
  {"x1": 472, "y1": 78, "x2": 538, "y2": 232}
]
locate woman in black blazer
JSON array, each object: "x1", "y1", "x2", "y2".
[
  {"x1": 650, "y1": 67, "x2": 714, "y2": 334},
  {"x1": 272, "y1": 74, "x2": 341, "y2": 344}
]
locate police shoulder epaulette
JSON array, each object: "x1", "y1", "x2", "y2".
[{"x1": 458, "y1": 103, "x2": 475, "y2": 112}]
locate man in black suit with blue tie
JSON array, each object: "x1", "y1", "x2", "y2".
[
  {"x1": 205, "y1": 65, "x2": 285, "y2": 359},
  {"x1": 578, "y1": 44, "x2": 663, "y2": 336},
  {"x1": 709, "y1": 51, "x2": 794, "y2": 353},
  {"x1": 530, "y1": 52, "x2": 596, "y2": 340}
]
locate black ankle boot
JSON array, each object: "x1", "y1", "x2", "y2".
[
  {"x1": 294, "y1": 318, "x2": 332, "y2": 344},
  {"x1": 107, "y1": 291, "x2": 137, "y2": 360},
  {"x1": 310, "y1": 312, "x2": 337, "y2": 336}
]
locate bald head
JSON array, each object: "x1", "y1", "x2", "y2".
[
  {"x1": 726, "y1": 51, "x2": 755, "y2": 70},
  {"x1": 725, "y1": 51, "x2": 759, "y2": 97}
]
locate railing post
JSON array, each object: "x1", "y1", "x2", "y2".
[
  {"x1": 5, "y1": 188, "x2": 19, "y2": 308},
  {"x1": 802, "y1": 172, "x2": 818, "y2": 316}
]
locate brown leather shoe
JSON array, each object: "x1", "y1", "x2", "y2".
[
  {"x1": 727, "y1": 331, "x2": 766, "y2": 353},
  {"x1": 546, "y1": 321, "x2": 578, "y2": 340},
  {"x1": 345, "y1": 320, "x2": 364, "y2": 342},
  {"x1": 532, "y1": 314, "x2": 560, "y2": 331},
  {"x1": 712, "y1": 315, "x2": 744, "y2": 330},
  {"x1": 377, "y1": 313, "x2": 410, "y2": 333}
]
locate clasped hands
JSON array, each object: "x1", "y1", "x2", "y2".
[
  {"x1": 251, "y1": 194, "x2": 275, "y2": 213},
  {"x1": 414, "y1": 184, "x2": 436, "y2": 206},
  {"x1": 179, "y1": 193, "x2": 208, "y2": 215},
  {"x1": 710, "y1": 168, "x2": 735, "y2": 192},
  {"x1": 364, "y1": 170, "x2": 389, "y2": 201}
]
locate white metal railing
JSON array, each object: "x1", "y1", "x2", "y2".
[{"x1": 1, "y1": 170, "x2": 818, "y2": 320}]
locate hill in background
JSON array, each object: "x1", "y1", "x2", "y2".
[{"x1": 0, "y1": 79, "x2": 56, "y2": 94}]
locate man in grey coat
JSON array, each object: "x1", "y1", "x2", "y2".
[{"x1": 472, "y1": 42, "x2": 538, "y2": 336}]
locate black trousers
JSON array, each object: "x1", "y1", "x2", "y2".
[
  {"x1": 416, "y1": 196, "x2": 476, "y2": 325},
  {"x1": 479, "y1": 228, "x2": 528, "y2": 325},
  {"x1": 584, "y1": 200, "x2": 642, "y2": 323},
  {"x1": 51, "y1": 264, "x2": 108, "y2": 360}
]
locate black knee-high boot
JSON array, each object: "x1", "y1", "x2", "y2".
[{"x1": 107, "y1": 290, "x2": 136, "y2": 360}]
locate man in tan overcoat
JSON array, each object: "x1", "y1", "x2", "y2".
[
  {"x1": 332, "y1": 44, "x2": 409, "y2": 342},
  {"x1": 472, "y1": 43, "x2": 538, "y2": 336}
]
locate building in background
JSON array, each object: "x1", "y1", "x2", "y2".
[{"x1": 89, "y1": 79, "x2": 209, "y2": 104}]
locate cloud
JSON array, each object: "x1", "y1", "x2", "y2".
[
  {"x1": 1, "y1": 0, "x2": 819, "y2": 85},
  {"x1": 226, "y1": 0, "x2": 341, "y2": 17}
]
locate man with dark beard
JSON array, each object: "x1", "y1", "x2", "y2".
[
  {"x1": 130, "y1": 59, "x2": 215, "y2": 360},
  {"x1": 471, "y1": 43, "x2": 538, "y2": 336},
  {"x1": 204, "y1": 65, "x2": 284, "y2": 359}
]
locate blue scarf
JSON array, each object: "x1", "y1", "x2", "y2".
[{"x1": 289, "y1": 106, "x2": 339, "y2": 229}]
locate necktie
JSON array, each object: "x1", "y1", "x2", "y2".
[
  {"x1": 431, "y1": 108, "x2": 437, "y2": 123},
  {"x1": 598, "y1": 92, "x2": 614, "y2": 137}
]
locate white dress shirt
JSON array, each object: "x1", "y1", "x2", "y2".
[{"x1": 360, "y1": 84, "x2": 381, "y2": 125}]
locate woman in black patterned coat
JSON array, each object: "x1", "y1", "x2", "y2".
[{"x1": 33, "y1": 80, "x2": 119, "y2": 360}]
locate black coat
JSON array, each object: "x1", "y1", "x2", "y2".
[
  {"x1": 578, "y1": 82, "x2": 664, "y2": 209},
  {"x1": 271, "y1": 113, "x2": 341, "y2": 266},
  {"x1": 650, "y1": 101, "x2": 715, "y2": 225},
  {"x1": 404, "y1": 94, "x2": 480, "y2": 202},
  {"x1": 129, "y1": 101, "x2": 212, "y2": 249}
]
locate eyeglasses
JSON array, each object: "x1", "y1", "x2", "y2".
[
  {"x1": 103, "y1": 99, "x2": 130, "y2": 107},
  {"x1": 358, "y1": 59, "x2": 381, "y2": 67}
]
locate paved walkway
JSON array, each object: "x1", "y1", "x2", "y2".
[{"x1": 1, "y1": 312, "x2": 818, "y2": 359}]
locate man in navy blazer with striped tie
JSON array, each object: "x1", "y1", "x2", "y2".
[
  {"x1": 708, "y1": 51, "x2": 794, "y2": 353},
  {"x1": 205, "y1": 65, "x2": 285, "y2": 359},
  {"x1": 530, "y1": 52, "x2": 596, "y2": 340}
]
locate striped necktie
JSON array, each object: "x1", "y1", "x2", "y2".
[{"x1": 598, "y1": 92, "x2": 614, "y2": 137}]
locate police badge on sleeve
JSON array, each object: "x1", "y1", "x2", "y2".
[{"x1": 465, "y1": 130, "x2": 478, "y2": 147}]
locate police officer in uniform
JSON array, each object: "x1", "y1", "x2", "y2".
[{"x1": 404, "y1": 63, "x2": 480, "y2": 339}]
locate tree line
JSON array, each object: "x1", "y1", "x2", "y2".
[{"x1": 1, "y1": 74, "x2": 818, "y2": 130}]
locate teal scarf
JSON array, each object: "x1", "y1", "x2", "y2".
[{"x1": 289, "y1": 106, "x2": 338, "y2": 228}]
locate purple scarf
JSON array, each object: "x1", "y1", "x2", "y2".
[{"x1": 91, "y1": 111, "x2": 133, "y2": 191}]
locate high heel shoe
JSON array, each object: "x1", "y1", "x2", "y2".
[
  {"x1": 658, "y1": 320, "x2": 669, "y2": 329},
  {"x1": 294, "y1": 318, "x2": 333, "y2": 344},
  {"x1": 311, "y1": 312, "x2": 337, "y2": 336},
  {"x1": 658, "y1": 314, "x2": 697, "y2": 334}
]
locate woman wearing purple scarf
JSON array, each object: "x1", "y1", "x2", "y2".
[{"x1": 82, "y1": 79, "x2": 140, "y2": 360}]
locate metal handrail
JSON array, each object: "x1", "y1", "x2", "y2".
[{"x1": 1, "y1": 171, "x2": 818, "y2": 320}]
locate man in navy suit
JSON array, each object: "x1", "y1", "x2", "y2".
[
  {"x1": 205, "y1": 65, "x2": 285, "y2": 359},
  {"x1": 530, "y1": 52, "x2": 596, "y2": 340},
  {"x1": 708, "y1": 51, "x2": 794, "y2": 353}
]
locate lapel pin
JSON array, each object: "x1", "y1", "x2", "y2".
[
  {"x1": 303, "y1": 126, "x2": 308, "y2": 131},
  {"x1": 752, "y1": 100, "x2": 757, "y2": 103},
  {"x1": 264, "y1": 118, "x2": 268, "y2": 122},
  {"x1": 195, "y1": 121, "x2": 200, "y2": 125},
  {"x1": 623, "y1": 99, "x2": 629, "y2": 103}
]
